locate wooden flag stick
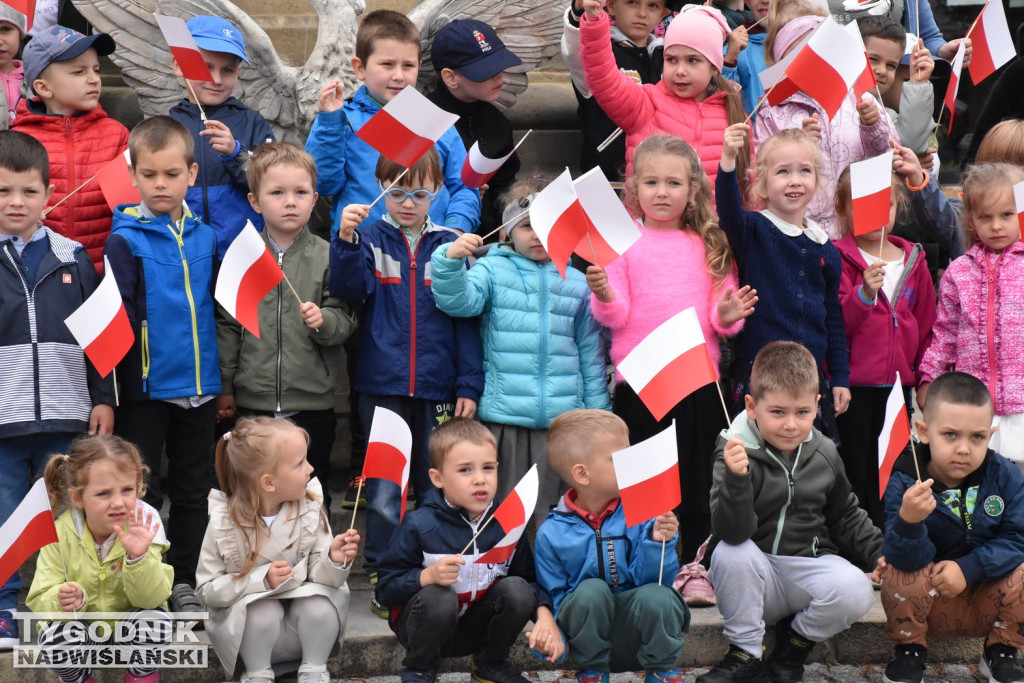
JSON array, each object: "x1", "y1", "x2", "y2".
[
  {"x1": 186, "y1": 80, "x2": 208, "y2": 122},
  {"x1": 460, "y1": 514, "x2": 497, "y2": 556},
  {"x1": 749, "y1": 14, "x2": 768, "y2": 28},
  {"x1": 585, "y1": 231, "x2": 599, "y2": 264},
  {"x1": 43, "y1": 174, "x2": 98, "y2": 217},
  {"x1": 480, "y1": 208, "x2": 530, "y2": 242},
  {"x1": 596, "y1": 127, "x2": 623, "y2": 153},
  {"x1": 281, "y1": 271, "x2": 304, "y2": 307},
  {"x1": 714, "y1": 380, "x2": 732, "y2": 426},
  {"x1": 340, "y1": 479, "x2": 365, "y2": 569},
  {"x1": 875, "y1": 86, "x2": 898, "y2": 143},
  {"x1": 744, "y1": 78, "x2": 784, "y2": 125},
  {"x1": 878, "y1": 226, "x2": 887, "y2": 263},
  {"x1": 112, "y1": 367, "x2": 120, "y2": 407},
  {"x1": 367, "y1": 168, "x2": 411, "y2": 211},
  {"x1": 908, "y1": 412, "x2": 922, "y2": 482}
]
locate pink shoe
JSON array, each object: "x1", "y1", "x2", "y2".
[
  {"x1": 673, "y1": 536, "x2": 717, "y2": 607},
  {"x1": 124, "y1": 672, "x2": 158, "y2": 683}
]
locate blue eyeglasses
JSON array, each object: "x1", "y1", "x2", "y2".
[{"x1": 378, "y1": 182, "x2": 439, "y2": 205}]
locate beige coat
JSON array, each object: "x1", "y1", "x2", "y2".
[{"x1": 195, "y1": 479, "x2": 350, "y2": 676}]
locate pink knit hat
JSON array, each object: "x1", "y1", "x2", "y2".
[{"x1": 664, "y1": 6, "x2": 731, "y2": 72}]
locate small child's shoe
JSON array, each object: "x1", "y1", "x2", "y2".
[
  {"x1": 674, "y1": 536, "x2": 716, "y2": 607},
  {"x1": 574, "y1": 671, "x2": 609, "y2": 683},
  {"x1": 123, "y1": 672, "x2": 159, "y2": 683},
  {"x1": 240, "y1": 669, "x2": 275, "y2": 683},
  {"x1": 882, "y1": 644, "x2": 927, "y2": 683},
  {"x1": 399, "y1": 668, "x2": 437, "y2": 683},
  {"x1": 696, "y1": 645, "x2": 770, "y2": 683},
  {"x1": 765, "y1": 615, "x2": 815, "y2": 682},
  {"x1": 470, "y1": 656, "x2": 530, "y2": 683},
  {"x1": 297, "y1": 663, "x2": 331, "y2": 683},
  {"x1": 368, "y1": 571, "x2": 389, "y2": 620},
  {"x1": 0, "y1": 610, "x2": 19, "y2": 649},
  {"x1": 981, "y1": 642, "x2": 1024, "y2": 683},
  {"x1": 645, "y1": 668, "x2": 686, "y2": 683}
]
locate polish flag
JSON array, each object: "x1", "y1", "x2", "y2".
[
  {"x1": 0, "y1": 479, "x2": 58, "y2": 587},
  {"x1": 943, "y1": 41, "x2": 966, "y2": 133},
  {"x1": 155, "y1": 14, "x2": 215, "y2": 83},
  {"x1": 850, "y1": 150, "x2": 894, "y2": 236},
  {"x1": 215, "y1": 220, "x2": 283, "y2": 339},
  {"x1": 362, "y1": 406, "x2": 413, "y2": 519},
  {"x1": 1014, "y1": 179, "x2": 1024, "y2": 240},
  {"x1": 64, "y1": 256, "x2": 134, "y2": 378},
  {"x1": 96, "y1": 150, "x2": 141, "y2": 212},
  {"x1": 785, "y1": 17, "x2": 873, "y2": 120},
  {"x1": 1, "y1": 0, "x2": 34, "y2": 31},
  {"x1": 460, "y1": 131, "x2": 531, "y2": 190},
  {"x1": 967, "y1": 0, "x2": 1016, "y2": 85},
  {"x1": 877, "y1": 372, "x2": 911, "y2": 497},
  {"x1": 617, "y1": 307, "x2": 718, "y2": 421},
  {"x1": 356, "y1": 86, "x2": 460, "y2": 168},
  {"x1": 475, "y1": 465, "x2": 538, "y2": 564},
  {"x1": 571, "y1": 166, "x2": 641, "y2": 267},
  {"x1": 612, "y1": 423, "x2": 681, "y2": 527},
  {"x1": 529, "y1": 169, "x2": 590, "y2": 279},
  {"x1": 761, "y1": 22, "x2": 871, "y2": 109}
]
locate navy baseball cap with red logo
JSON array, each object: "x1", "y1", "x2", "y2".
[{"x1": 431, "y1": 19, "x2": 522, "y2": 82}]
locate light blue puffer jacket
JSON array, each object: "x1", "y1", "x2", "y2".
[{"x1": 430, "y1": 243, "x2": 610, "y2": 428}]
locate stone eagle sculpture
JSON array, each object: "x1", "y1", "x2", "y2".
[{"x1": 69, "y1": 0, "x2": 564, "y2": 144}]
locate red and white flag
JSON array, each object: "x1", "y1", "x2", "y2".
[
  {"x1": 529, "y1": 169, "x2": 590, "y2": 279},
  {"x1": 943, "y1": 41, "x2": 967, "y2": 133},
  {"x1": 215, "y1": 220, "x2": 283, "y2": 339},
  {"x1": 64, "y1": 256, "x2": 134, "y2": 378},
  {"x1": 362, "y1": 406, "x2": 413, "y2": 519},
  {"x1": 617, "y1": 307, "x2": 718, "y2": 421},
  {"x1": 967, "y1": 0, "x2": 1016, "y2": 85},
  {"x1": 850, "y1": 150, "x2": 894, "y2": 235},
  {"x1": 786, "y1": 17, "x2": 873, "y2": 120},
  {"x1": 461, "y1": 130, "x2": 531, "y2": 190},
  {"x1": 878, "y1": 372, "x2": 911, "y2": 497},
  {"x1": 476, "y1": 465, "x2": 538, "y2": 564},
  {"x1": 613, "y1": 423, "x2": 681, "y2": 527},
  {"x1": 0, "y1": 479, "x2": 58, "y2": 587},
  {"x1": 155, "y1": 14, "x2": 214, "y2": 83},
  {"x1": 96, "y1": 150, "x2": 141, "y2": 212},
  {"x1": 1, "y1": 0, "x2": 34, "y2": 31},
  {"x1": 1014, "y1": 179, "x2": 1024, "y2": 240},
  {"x1": 571, "y1": 166, "x2": 641, "y2": 268},
  {"x1": 356, "y1": 86, "x2": 460, "y2": 168}
]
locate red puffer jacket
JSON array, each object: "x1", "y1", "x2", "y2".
[{"x1": 13, "y1": 99, "x2": 129, "y2": 271}]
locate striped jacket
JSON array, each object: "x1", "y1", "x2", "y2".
[{"x1": 0, "y1": 229, "x2": 114, "y2": 437}]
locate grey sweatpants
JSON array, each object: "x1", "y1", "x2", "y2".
[
  {"x1": 485, "y1": 422, "x2": 565, "y2": 529},
  {"x1": 709, "y1": 540, "x2": 876, "y2": 657}
]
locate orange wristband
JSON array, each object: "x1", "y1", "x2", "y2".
[{"x1": 905, "y1": 169, "x2": 930, "y2": 192}]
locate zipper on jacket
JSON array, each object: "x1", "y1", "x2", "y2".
[
  {"x1": 594, "y1": 527, "x2": 606, "y2": 581},
  {"x1": 764, "y1": 447, "x2": 801, "y2": 554},
  {"x1": 538, "y1": 264, "x2": 549, "y2": 419},
  {"x1": 405, "y1": 233, "x2": 421, "y2": 397},
  {"x1": 276, "y1": 251, "x2": 284, "y2": 412},
  {"x1": 141, "y1": 320, "x2": 150, "y2": 392},
  {"x1": 64, "y1": 116, "x2": 75, "y2": 223},
  {"x1": 985, "y1": 252, "x2": 1000, "y2": 403},
  {"x1": 167, "y1": 217, "x2": 203, "y2": 394}
]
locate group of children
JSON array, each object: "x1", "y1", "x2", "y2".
[{"x1": 1, "y1": 1, "x2": 1024, "y2": 683}]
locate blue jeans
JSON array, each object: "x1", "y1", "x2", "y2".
[{"x1": 0, "y1": 432, "x2": 76, "y2": 611}]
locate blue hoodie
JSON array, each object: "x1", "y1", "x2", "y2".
[{"x1": 722, "y1": 31, "x2": 767, "y2": 116}]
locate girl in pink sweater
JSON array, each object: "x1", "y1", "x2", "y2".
[{"x1": 586, "y1": 135, "x2": 756, "y2": 604}]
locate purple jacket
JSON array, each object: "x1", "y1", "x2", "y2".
[{"x1": 836, "y1": 234, "x2": 935, "y2": 387}]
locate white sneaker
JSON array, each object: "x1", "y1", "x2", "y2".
[{"x1": 297, "y1": 664, "x2": 330, "y2": 683}]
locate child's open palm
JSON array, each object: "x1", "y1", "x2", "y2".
[
  {"x1": 717, "y1": 285, "x2": 757, "y2": 327},
  {"x1": 114, "y1": 503, "x2": 160, "y2": 560}
]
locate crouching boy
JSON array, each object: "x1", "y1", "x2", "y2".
[{"x1": 879, "y1": 371, "x2": 1024, "y2": 683}]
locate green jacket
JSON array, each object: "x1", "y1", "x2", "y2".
[
  {"x1": 218, "y1": 226, "x2": 357, "y2": 412},
  {"x1": 710, "y1": 413, "x2": 883, "y2": 568}
]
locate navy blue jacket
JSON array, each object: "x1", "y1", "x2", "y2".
[
  {"x1": 329, "y1": 216, "x2": 483, "y2": 403},
  {"x1": 169, "y1": 98, "x2": 275, "y2": 258},
  {"x1": 882, "y1": 443, "x2": 1024, "y2": 585}
]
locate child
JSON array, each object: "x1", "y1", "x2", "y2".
[
  {"x1": 535, "y1": 409, "x2": 688, "y2": 683},
  {"x1": 426, "y1": 19, "x2": 522, "y2": 233},
  {"x1": 919, "y1": 162, "x2": 1024, "y2": 465},
  {"x1": 0, "y1": 130, "x2": 114, "y2": 649},
  {"x1": 753, "y1": 12, "x2": 892, "y2": 239},
  {"x1": 721, "y1": 0, "x2": 771, "y2": 115},
  {"x1": 13, "y1": 25, "x2": 129, "y2": 270},
  {"x1": 579, "y1": 0, "x2": 749, "y2": 190},
  {"x1": 975, "y1": 119, "x2": 1024, "y2": 166},
  {"x1": 584, "y1": 135, "x2": 754, "y2": 600},
  {"x1": 169, "y1": 15, "x2": 276, "y2": 259},
  {"x1": 700, "y1": 342, "x2": 882, "y2": 683},
  {"x1": 879, "y1": 371, "x2": 1024, "y2": 683},
  {"x1": 27, "y1": 435, "x2": 173, "y2": 683},
  {"x1": 305, "y1": 9, "x2": 480, "y2": 237},
  {"x1": 561, "y1": 0, "x2": 667, "y2": 181},
  {"x1": 332, "y1": 148, "x2": 483, "y2": 616},
  {"x1": 104, "y1": 115, "x2": 221, "y2": 615},
  {"x1": 833, "y1": 152, "x2": 936, "y2": 526},
  {"x1": 0, "y1": 5, "x2": 25, "y2": 127},
  {"x1": 216, "y1": 142, "x2": 357, "y2": 510},
  {"x1": 196, "y1": 417, "x2": 359, "y2": 683},
  {"x1": 375, "y1": 418, "x2": 562, "y2": 683},
  {"x1": 430, "y1": 177, "x2": 611, "y2": 528},
  {"x1": 717, "y1": 124, "x2": 850, "y2": 440}
]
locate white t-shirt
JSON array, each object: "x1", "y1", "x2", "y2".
[{"x1": 859, "y1": 248, "x2": 906, "y2": 302}]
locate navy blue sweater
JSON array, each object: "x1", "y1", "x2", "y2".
[{"x1": 715, "y1": 168, "x2": 849, "y2": 387}]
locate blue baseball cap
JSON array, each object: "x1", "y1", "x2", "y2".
[
  {"x1": 186, "y1": 15, "x2": 249, "y2": 64},
  {"x1": 24, "y1": 25, "x2": 116, "y2": 88},
  {"x1": 431, "y1": 19, "x2": 522, "y2": 82}
]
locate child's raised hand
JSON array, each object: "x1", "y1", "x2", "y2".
[
  {"x1": 421, "y1": 555, "x2": 465, "y2": 587},
  {"x1": 58, "y1": 583, "x2": 84, "y2": 612},
  {"x1": 898, "y1": 478, "x2": 936, "y2": 524},
  {"x1": 908, "y1": 39, "x2": 934, "y2": 83},
  {"x1": 446, "y1": 233, "x2": 483, "y2": 260},
  {"x1": 800, "y1": 114, "x2": 822, "y2": 141},
  {"x1": 723, "y1": 435, "x2": 749, "y2": 475},
  {"x1": 585, "y1": 265, "x2": 614, "y2": 303},
  {"x1": 340, "y1": 204, "x2": 369, "y2": 242},
  {"x1": 581, "y1": 0, "x2": 604, "y2": 18},
  {"x1": 527, "y1": 607, "x2": 565, "y2": 662},
  {"x1": 861, "y1": 260, "x2": 885, "y2": 302},
  {"x1": 200, "y1": 120, "x2": 237, "y2": 156},
  {"x1": 266, "y1": 560, "x2": 294, "y2": 589},
  {"x1": 931, "y1": 560, "x2": 967, "y2": 597},
  {"x1": 833, "y1": 386, "x2": 851, "y2": 416},
  {"x1": 725, "y1": 25, "x2": 749, "y2": 64},
  {"x1": 717, "y1": 285, "x2": 758, "y2": 327},
  {"x1": 330, "y1": 529, "x2": 360, "y2": 565},
  {"x1": 651, "y1": 511, "x2": 678, "y2": 542},
  {"x1": 113, "y1": 502, "x2": 160, "y2": 561},
  {"x1": 857, "y1": 93, "x2": 880, "y2": 127},
  {"x1": 892, "y1": 143, "x2": 925, "y2": 187},
  {"x1": 720, "y1": 123, "x2": 749, "y2": 172},
  {"x1": 299, "y1": 301, "x2": 323, "y2": 331},
  {"x1": 318, "y1": 79, "x2": 345, "y2": 113}
]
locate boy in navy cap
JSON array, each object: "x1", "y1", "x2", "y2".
[
  {"x1": 426, "y1": 19, "x2": 522, "y2": 235},
  {"x1": 12, "y1": 25, "x2": 129, "y2": 271},
  {"x1": 169, "y1": 15, "x2": 275, "y2": 258}
]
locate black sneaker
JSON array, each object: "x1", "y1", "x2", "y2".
[
  {"x1": 169, "y1": 583, "x2": 203, "y2": 614},
  {"x1": 697, "y1": 645, "x2": 771, "y2": 683},
  {"x1": 883, "y1": 644, "x2": 927, "y2": 683},
  {"x1": 368, "y1": 570, "x2": 389, "y2": 620},
  {"x1": 342, "y1": 476, "x2": 367, "y2": 509},
  {"x1": 982, "y1": 642, "x2": 1024, "y2": 683},
  {"x1": 765, "y1": 615, "x2": 815, "y2": 682},
  {"x1": 471, "y1": 656, "x2": 531, "y2": 683},
  {"x1": 400, "y1": 668, "x2": 438, "y2": 683}
]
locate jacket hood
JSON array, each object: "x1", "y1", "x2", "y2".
[
  {"x1": 111, "y1": 202, "x2": 201, "y2": 235},
  {"x1": 608, "y1": 25, "x2": 663, "y2": 55},
  {"x1": 17, "y1": 97, "x2": 109, "y2": 124}
]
